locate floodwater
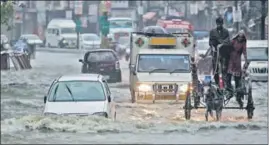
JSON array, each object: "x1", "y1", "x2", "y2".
[{"x1": 1, "y1": 49, "x2": 267, "y2": 144}]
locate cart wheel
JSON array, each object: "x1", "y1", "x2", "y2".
[
  {"x1": 184, "y1": 92, "x2": 192, "y2": 120},
  {"x1": 246, "y1": 88, "x2": 254, "y2": 119}
]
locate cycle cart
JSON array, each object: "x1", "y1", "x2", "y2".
[{"x1": 184, "y1": 44, "x2": 255, "y2": 121}]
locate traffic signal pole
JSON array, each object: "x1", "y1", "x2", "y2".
[{"x1": 261, "y1": 0, "x2": 266, "y2": 40}]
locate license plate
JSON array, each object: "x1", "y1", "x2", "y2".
[{"x1": 103, "y1": 75, "x2": 110, "y2": 80}]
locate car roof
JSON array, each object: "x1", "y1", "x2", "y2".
[
  {"x1": 81, "y1": 33, "x2": 99, "y2": 36},
  {"x1": 58, "y1": 74, "x2": 102, "y2": 82},
  {"x1": 85, "y1": 49, "x2": 115, "y2": 53},
  {"x1": 109, "y1": 17, "x2": 132, "y2": 21},
  {"x1": 21, "y1": 34, "x2": 38, "y2": 37}
]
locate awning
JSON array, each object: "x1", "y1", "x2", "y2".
[{"x1": 143, "y1": 12, "x2": 156, "y2": 20}]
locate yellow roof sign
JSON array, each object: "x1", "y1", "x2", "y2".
[{"x1": 149, "y1": 37, "x2": 176, "y2": 46}]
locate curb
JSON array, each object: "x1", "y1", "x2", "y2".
[{"x1": 36, "y1": 48, "x2": 85, "y2": 54}]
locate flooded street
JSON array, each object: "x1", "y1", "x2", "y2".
[{"x1": 1, "y1": 50, "x2": 267, "y2": 144}]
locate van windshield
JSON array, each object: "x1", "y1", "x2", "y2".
[
  {"x1": 61, "y1": 28, "x2": 76, "y2": 34},
  {"x1": 137, "y1": 54, "x2": 190, "y2": 73}
]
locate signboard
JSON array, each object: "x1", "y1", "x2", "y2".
[
  {"x1": 111, "y1": 1, "x2": 129, "y2": 9},
  {"x1": 81, "y1": 17, "x2": 88, "y2": 27},
  {"x1": 74, "y1": 1, "x2": 83, "y2": 15},
  {"x1": 88, "y1": 4, "x2": 98, "y2": 16},
  {"x1": 232, "y1": 7, "x2": 242, "y2": 22},
  {"x1": 65, "y1": 10, "x2": 72, "y2": 19},
  {"x1": 15, "y1": 12, "x2": 22, "y2": 23},
  {"x1": 149, "y1": 37, "x2": 176, "y2": 46}
]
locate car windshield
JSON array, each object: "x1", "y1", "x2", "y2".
[
  {"x1": 83, "y1": 35, "x2": 100, "y2": 41},
  {"x1": 48, "y1": 81, "x2": 105, "y2": 102},
  {"x1": 118, "y1": 37, "x2": 129, "y2": 45},
  {"x1": 87, "y1": 51, "x2": 117, "y2": 62},
  {"x1": 197, "y1": 41, "x2": 209, "y2": 50},
  {"x1": 61, "y1": 28, "x2": 76, "y2": 34},
  {"x1": 247, "y1": 47, "x2": 268, "y2": 61},
  {"x1": 137, "y1": 54, "x2": 190, "y2": 72},
  {"x1": 109, "y1": 20, "x2": 132, "y2": 28},
  {"x1": 22, "y1": 35, "x2": 40, "y2": 40}
]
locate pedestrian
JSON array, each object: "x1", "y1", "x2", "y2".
[{"x1": 226, "y1": 30, "x2": 247, "y2": 109}]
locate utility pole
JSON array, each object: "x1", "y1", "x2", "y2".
[
  {"x1": 21, "y1": 5, "x2": 26, "y2": 35},
  {"x1": 260, "y1": 0, "x2": 266, "y2": 40},
  {"x1": 166, "y1": 1, "x2": 169, "y2": 17},
  {"x1": 137, "y1": 0, "x2": 143, "y2": 31},
  {"x1": 234, "y1": 0, "x2": 239, "y2": 33}
]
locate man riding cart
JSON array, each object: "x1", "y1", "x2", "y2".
[{"x1": 187, "y1": 17, "x2": 255, "y2": 121}]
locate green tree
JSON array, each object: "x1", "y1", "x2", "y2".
[{"x1": 1, "y1": 1, "x2": 14, "y2": 30}]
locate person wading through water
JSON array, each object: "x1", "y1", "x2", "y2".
[{"x1": 226, "y1": 30, "x2": 248, "y2": 109}]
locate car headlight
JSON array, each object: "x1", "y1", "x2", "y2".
[
  {"x1": 62, "y1": 40, "x2": 66, "y2": 43},
  {"x1": 93, "y1": 112, "x2": 108, "y2": 118},
  {"x1": 137, "y1": 84, "x2": 152, "y2": 92}
]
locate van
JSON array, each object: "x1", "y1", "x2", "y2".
[{"x1": 45, "y1": 19, "x2": 77, "y2": 48}]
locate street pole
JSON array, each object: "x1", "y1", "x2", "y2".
[
  {"x1": 234, "y1": 0, "x2": 239, "y2": 33},
  {"x1": 22, "y1": 6, "x2": 26, "y2": 35},
  {"x1": 138, "y1": 0, "x2": 143, "y2": 31},
  {"x1": 260, "y1": 0, "x2": 266, "y2": 40}
]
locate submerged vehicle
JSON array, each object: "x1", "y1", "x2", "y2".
[{"x1": 43, "y1": 74, "x2": 116, "y2": 119}]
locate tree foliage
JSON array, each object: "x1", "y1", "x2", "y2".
[{"x1": 1, "y1": 1, "x2": 14, "y2": 27}]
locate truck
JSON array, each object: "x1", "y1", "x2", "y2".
[{"x1": 129, "y1": 31, "x2": 195, "y2": 103}]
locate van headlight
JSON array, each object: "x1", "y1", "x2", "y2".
[
  {"x1": 93, "y1": 112, "x2": 108, "y2": 118},
  {"x1": 137, "y1": 84, "x2": 152, "y2": 92},
  {"x1": 180, "y1": 84, "x2": 188, "y2": 92}
]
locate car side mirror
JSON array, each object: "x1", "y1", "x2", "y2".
[
  {"x1": 79, "y1": 59, "x2": 83, "y2": 63},
  {"x1": 44, "y1": 95, "x2": 47, "y2": 104},
  {"x1": 108, "y1": 95, "x2": 111, "y2": 103}
]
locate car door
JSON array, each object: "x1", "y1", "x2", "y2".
[{"x1": 102, "y1": 79, "x2": 114, "y2": 118}]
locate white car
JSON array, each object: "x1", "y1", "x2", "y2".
[
  {"x1": 43, "y1": 74, "x2": 116, "y2": 119},
  {"x1": 80, "y1": 33, "x2": 101, "y2": 49},
  {"x1": 244, "y1": 40, "x2": 268, "y2": 82},
  {"x1": 20, "y1": 34, "x2": 43, "y2": 46}
]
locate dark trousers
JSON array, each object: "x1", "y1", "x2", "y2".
[
  {"x1": 226, "y1": 73, "x2": 243, "y2": 105},
  {"x1": 212, "y1": 52, "x2": 230, "y2": 86}
]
